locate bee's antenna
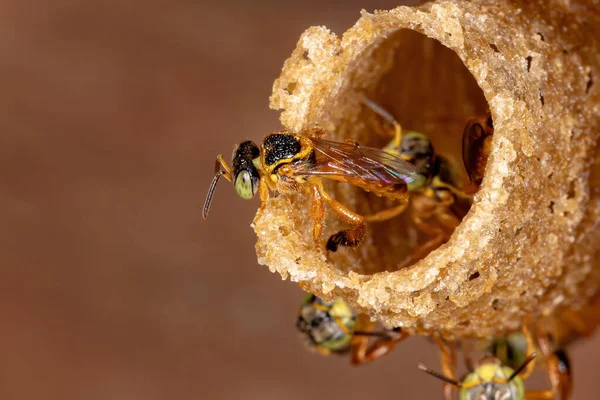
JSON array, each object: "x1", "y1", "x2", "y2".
[
  {"x1": 203, "y1": 171, "x2": 224, "y2": 219},
  {"x1": 362, "y1": 96, "x2": 396, "y2": 125},
  {"x1": 418, "y1": 364, "x2": 462, "y2": 387},
  {"x1": 508, "y1": 353, "x2": 536, "y2": 382}
]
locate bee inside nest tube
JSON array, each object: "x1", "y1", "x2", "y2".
[{"x1": 251, "y1": 1, "x2": 600, "y2": 339}]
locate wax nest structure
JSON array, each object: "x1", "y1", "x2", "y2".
[{"x1": 253, "y1": 0, "x2": 600, "y2": 338}]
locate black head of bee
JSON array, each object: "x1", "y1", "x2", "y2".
[{"x1": 231, "y1": 141, "x2": 260, "y2": 199}]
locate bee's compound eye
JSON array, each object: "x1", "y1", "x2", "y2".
[{"x1": 234, "y1": 170, "x2": 256, "y2": 199}]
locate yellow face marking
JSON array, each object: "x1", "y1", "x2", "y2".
[
  {"x1": 476, "y1": 364, "x2": 505, "y2": 382},
  {"x1": 334, "y1": 317, "x2": 351, "y2": 334},
  {"x1": 270, "y1": 174, "x2": 278, "y2": 183},
  {"x1": 311, "y1": 304, "x2": 331, "y2": 312},
  {"x1": 329, "y1": 298, "x2": 354, "y2": 319}
]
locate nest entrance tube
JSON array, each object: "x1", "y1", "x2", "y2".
[
  {"x1": 258, "y1": 1, "x2": 600, "y2": 339},
  {"x1": 339, "y1": 29, "x2": 489, "y2": 272}
]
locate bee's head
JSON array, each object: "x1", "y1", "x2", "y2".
[
  {"x1": 203, "y1": 140, "x2": 261, "y2": 219},
  {"x1": 232, "y1": 141, "x2": 261, "y2": 199}
]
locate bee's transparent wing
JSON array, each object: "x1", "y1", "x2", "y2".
[{"x1": 294, "y1": 137, "x2": 418, "y2": 186}]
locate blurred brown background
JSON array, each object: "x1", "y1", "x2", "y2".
[{"x1": 0, "y1": 0, "x2": 598, "y2": 399}]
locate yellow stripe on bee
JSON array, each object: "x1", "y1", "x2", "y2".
[
  {"x1": 461, "y1": 380, "x2": 482, "y2": 390},
  {"x1": 262, "y1": 135, "x2": 314, "y2": 174}
]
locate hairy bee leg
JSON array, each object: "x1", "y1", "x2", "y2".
[
  {"x1": 350, "y1": 329, "x2": 408, "y2": 366},
  {"x1": 326, "y1": 223, "x2": 368, "y2": 252},
  {"x1": 433, "y1": 337, "x2": 458, "y2": 400},
  {"x1": 363, "y1": 200, "x2": 409, "y2": 223},
  {"x1": 309, "y1": 179, "x2": 368, "y2": 252},
  {"x1": 309, "y1": 184, "x2": 326, "y2": 247}
]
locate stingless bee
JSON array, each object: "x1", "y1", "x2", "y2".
[
  {"x1": 296, "y1": 293, "x2": 408, "y2": 365},
  {"x1": 203, "y1": 127, "x2": 419, "y2": 251},
  {"x1": 462, "y1": 115, "x2": 494, "y2": 193},
  {"x1": 419, "y1": 325, "x2": 572, "y2": 400},
  {"x1": 363, "y1": 99, "x2": 491, "y2": 266}
]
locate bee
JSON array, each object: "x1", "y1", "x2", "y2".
[
  {"x1": 296, "y1": 293, "x2": 408, "y2": 365},
  {"x1": 363, "y1": 99, "x2": 485, "y2": 266},
  {"x1": 462, "y1": 115, "x2": 494, "y2": 193},
  {"x1": 203, "y1": 127, "x2": 419, "y2": 251},
  {"x1": 419, "y1": 325, "x2": 572, "y2": 400}
]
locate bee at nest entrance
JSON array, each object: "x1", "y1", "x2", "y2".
[{"x1": 329, "y1": 30, "x2": 491, "y2": 273}]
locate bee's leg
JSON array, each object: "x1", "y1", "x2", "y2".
[
  {"x1": 309, "y1": 183, "x2": 326, "y2": 247},
  {"x1": 399, "y1": 214, "x2": 448, "y2": 268},
  {"x1": 309, "y1": 179, "x2": 367, "y2": 251},
  {"x1": 252, "y1": 176, "x2": 270, "y2": 223},
  {"x1": 527, "y1": 332, "x2": 573, "y2": 400},
  {"x1": 215, "y1": 154, "x2": 233, "y2": 178},
  {"x1": 362, "y1": 96, "x2": 403, "y2": 148},
  {"x1": 363, "y1": 199, "x2": 410, "y2": 223},
  {"x1": 433, "y1": 336, "x2": 458, "y2": 400},
  {"x1": 434, "y1": 208, "x2": 461, "y2": 232},
  {"x1": 325, "y1": 208, "x2": 368, "y2": 252},
  {"x1": 350, "y1": 328, "x2": 408, "y2": 366},
  {"x1": 519, "y1": 323, "x2": 537, "y2": 380}
]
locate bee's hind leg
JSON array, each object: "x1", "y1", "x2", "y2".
[
  {"x1": 309, "y1": 178, "x2": 367, "y2": 252},
  {"x1": 326, "y1": 222, "x2": 368, "y2": 252},
  {"x1": 350, "y1": 328, "x2": 408, "y2": 366},
  {"x1": 364, "y1": 200, "x2": 409, "y2": 223}
]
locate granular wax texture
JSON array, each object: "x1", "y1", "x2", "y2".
[{"x1": 253, "y1": 0, "x2": 600, "y2": 338}]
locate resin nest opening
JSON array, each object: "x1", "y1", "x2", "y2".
[{"x1": 254, "y1": 1, "x2": 600, "y2": 338}]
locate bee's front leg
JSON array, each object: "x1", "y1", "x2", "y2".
[{"x1": 253, "y1": 176, "x2": 271, "y2": 223}]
